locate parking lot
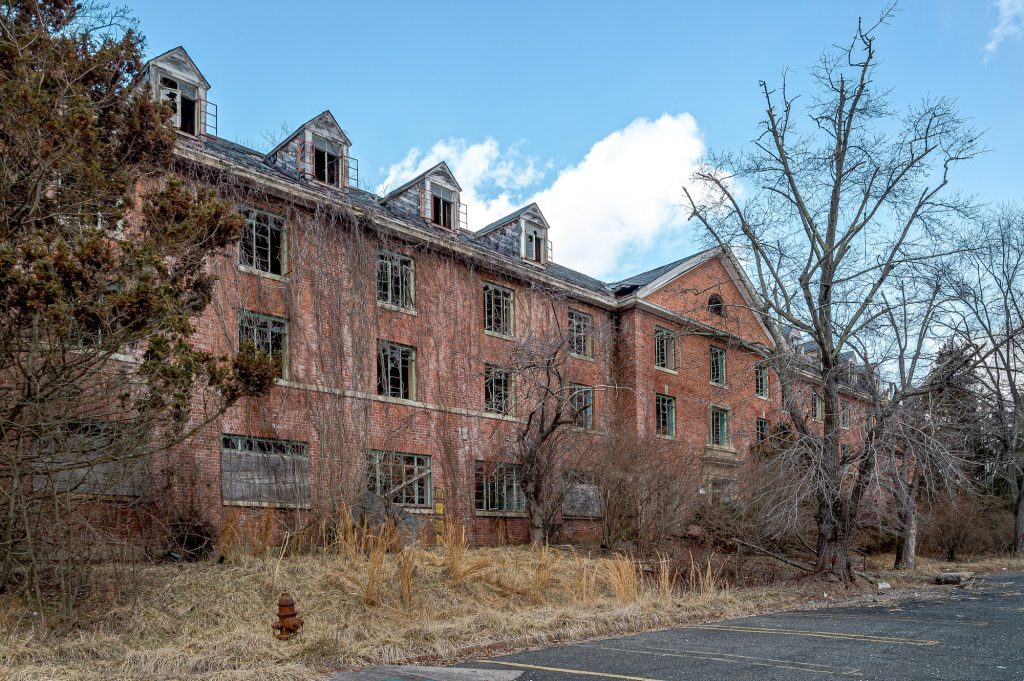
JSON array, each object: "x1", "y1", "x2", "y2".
[
  {"x1": 461, "y1": 573, "x2": 1024, "y2": 680},
  {"x1": 335, "y1": 572, "x2": 1024, "y2": 681}
]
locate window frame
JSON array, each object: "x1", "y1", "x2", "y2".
[
  {"x1": 430, "y1": 186, "x2": 455, "y2": 228},
  {"x1": 570, "y1": 384, "x2": 595, "y2": 430},
  {"x1": 376, "y1": 248, "x2": 415, "y2": 311},
  {"x1": 708, "y1": 404, "x2": 731, "y2": 448},
  {"x1": 238, "y1": 207, "x2": 287, "y2": 278},
  {"x1": 159, "y1": 73, "x2": 199, "y2": 136},
  {"x1": 840, "y1": 400, "x2": 850, "y2": 429},
  {"x1": 237, "y1": 310, "x2": 289, "y2": 379},
  {"x1": 568, "y1": 309, "x2": 594, "y2": 358},
  {"x1": 756, "y1": 417, "x2": 769, "y2": 443},
  {"x1": 377, "y1": 340, "x2": 417, "y2": 401},
  {"x1": 474, "y1": 461, "x2": 526, "y2": 513},
  {"x1": 523, "y1": 224, "x2": 546, "y2": 263},
  {"x1": 812, "y1": 391, "x2": 824, "y2": 422},
  {"x1": 655, "y1": 393, "x2": 676, "y2": 438},
  {"x1": 312, "y1": 135, "x2": 342, "y2": 187},
  {"x1": 484, "y1": 364, "x2": 515, "y2": 416},
  {"x1": 483, "y1": 282, "x2": 515, "y2": 338},
  {"x1": 755, "y1": 362, "x2": 769, "y2": 399},
  {"x1": 366, "y1": 450, "x2": 432, "y2": 507},
  {"x1": 707, "y1": 294, "x2": 726, "y2": 317},
  {"x1": 654, "y1": 326, "x2": 676, "y2": 372},
  {"x1": 709, "y1": 346, "x2": 727, "y2": 386}
]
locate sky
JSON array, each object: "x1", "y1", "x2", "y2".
[{"x1": 127, "y1": 0, "x2": 1024, "y2": 282}]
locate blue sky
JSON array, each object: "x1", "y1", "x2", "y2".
[{"x1": 129, "y1": 1, "x2": 1024, "y2": 281}]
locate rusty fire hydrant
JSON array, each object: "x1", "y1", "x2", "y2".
[{"x1": 271, "y1": 592, "x2": 304, "y2": 640}]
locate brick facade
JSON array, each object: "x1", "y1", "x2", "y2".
[{"x1": 142, "y1": 47, "x2": 869, "y2": 546}]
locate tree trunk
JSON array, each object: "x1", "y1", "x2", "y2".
[
  {"x1": 526, "y1": 497, "x2": 545, "y2": 545},
  {"x1": 894, "y1": 504, "x2": 918, "y2": 570},
  {"x1": 814, "y1": 503, "x2": 853, "y2": 581},
  {"x1": 1014, "y1": 488, "x2": 1024, "y2": 557}
]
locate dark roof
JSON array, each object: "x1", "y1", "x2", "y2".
[{"x1": 608, "y1": 247, "x2": 717, "y2": 296}]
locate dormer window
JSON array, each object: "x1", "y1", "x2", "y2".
[
  {"x1": 524, "y1": 224, "x2": 546, "y2": 263},
  {"x1": 313, "y1": 136, "x2": 342, "y2": 187},
  {"x1": 431, "y1": 187, "x2": 454, "y2": 228},
  {"x1": 159, "y1": 75, "x2": 198, "y2": 135},
  {"x1": 708, "y1": 294, "x2": 725, "y2": 317}
]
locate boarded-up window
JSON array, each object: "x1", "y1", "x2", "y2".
[
  {"x1": 221, "y1": 435, "x2": 310, "y2": 508},
  {"x1": 41, "y1": 421, "x2": 148, "y2": 497},
  {"x1": 562, "y1": 470, "x2": 604, "y2": 519}
]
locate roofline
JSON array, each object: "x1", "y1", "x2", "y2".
[
  {"x1": 144, "y1": 46, "x2": 211, "y2": 89},
  {"x1": 379, "y1": 161, "x2": 463, "y2": 204},
  {"x1": 264, "y1": 110, "x2": 352, "y2": 160}
]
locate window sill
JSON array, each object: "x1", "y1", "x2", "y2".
[
  {"x1": 403, "y1": 506, "x2": 435, "y2": 515},
  {"x1": 570, "y1": 353, "x2": 595, "y2": 362},
  {"x1": 475, "y1": 510, "x2": 527, "y2": 518},
  {"x1": 655, "y1": 433, "x2": 676, "y2": 440},
  {"x1": 755, "y1": 394, "x2": 770, "y2": 401},
  {"x1": 375, "y1": 394, "x2": 421, "y2": 407},
  {"x1": 223, "y1": 500, "x2": 312, "y2": 510},
  {"x1": 569, "y1": 425, "x2": 598, "y2": 434},
  {"x1": 378, "y1": 301, "x2": 416, "y2": 316},
  {"x1": 654, "y1": 366, "x2": 677, "y2": 375},
  {"x1": 238, "y1": 265, "x2": 289, "y2": 283},
  {"x1": 710, "y1": 382, "x2": 728, "y2": 389},
  {"x1": 484, "y1": 330, "x2": 516, "y2": 341}
]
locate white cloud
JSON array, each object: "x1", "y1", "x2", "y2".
[
  {"x1": 377, "y1": 113, "x2": 707, "y2": 279},
  {"x1": 985, "y1": 0, "x2": 1024, "y2": 56}
]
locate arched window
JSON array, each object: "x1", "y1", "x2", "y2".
[{"x1": 708, "y1": 294, "x2": 725, "y2": 317}]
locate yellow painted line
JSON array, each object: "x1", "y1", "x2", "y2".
[
  {"x1": 477, "y1": 659, "x2": 665, "y2": 680},
  {"x1": 786, "y1": 611, "x2": 990, "y2": 626},
  {"x1": 694, "y1": 624, "x2": 938, "y2": 646},
  {"x1": 585, "y1": 644, "x2": 862, "y2": 677}
]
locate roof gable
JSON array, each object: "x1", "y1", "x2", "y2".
[
  {"x1": 146, "y1": 46, "x2": 210, "y2": 89},
  {"x1": 265, "y1": 110, "x2": 351, "y2": 161},
  {"x1": 476, "y1": 202, "x2": 549, "y2": 238},
  {"x1": 380, "y1": 161, "x2": 462, "y2": 205}
]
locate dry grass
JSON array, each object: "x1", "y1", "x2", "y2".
[
  {"x1": 0, "y1": 537, "x2": 898, "y2": 681},
  {"x1": 868, "y1": 552, "x2": 1024, "y2": 581}
]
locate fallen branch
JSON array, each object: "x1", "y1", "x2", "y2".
[{"x1": 732, "y1": 538, "x2": 813, "y2": 573}]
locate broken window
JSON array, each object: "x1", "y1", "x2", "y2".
[
  {"x1": 239, "y1": 208, "x2": 285, "y2": 276},
  {"x1": 366, "y1": 450, "x2": 431, "y2": 506},
  {"x1": 840, "y1": 400, "x2": 850, "y2": 428},
  {"x1": 655, "y1": 394, "x2": 675, "y2": 437},
  {"x1": 377, "y1": 341, "x2": 416, "y2": 400},
  {"x1": 484, "y1": 365, "x2": 514, "y2": 415},
  {"x1": 755, "y1": 362, "x2": 769, "y2": 398},
  {"x1": 570, "y1": 384, "x2": 594, "y2": 430},
  {"x1": 524, "y1": 224, "x2": 546, "y2": 263},
  {"x1": 376, "y1": 249, "x2": 415, "y2": 310},
  {"x1": 709, "y1": 406, "x2": 730, "y2": 447},
  {"x1": 483, "y1": 283, "x2": 514, "y2": 336},
  {"x1": 756, "y1": 417, "x2": 769, "y2": 443},
  {"x1": 710, "y1": 478, "x2": 735, "y2": 503},
  {"x1": 475, "y1": 461, "x2": 525, "y2": 513},
  {"x1": 562, "y1": 469, "x2": 605, "y2": 518},
  {"x1": 812, "y1": 391, "x2": 823, "y2": 422},
  {"x1": 159, "y1": 75, "x2": 198, "y2": 135},
  {"x1": 655, "y1": 326, "x2": 675, "y2": 370},
  {"x1": 312, "y1": 136, "x2": 342, "y2": 186},
  {"x1": 431, "y1": 186, "x2": 455, "y2": 228},
  {"x1": 710, "y1": 346, "x2": 727, "y2": 386},
  {"x1": 708, "y1": 294, "x2": 725, "y2": 317},
  {"x1": 237, "y1": 310, "x2": 288, "y2": 378},
  {"x1": 221, "y1": 435, "x2": 310, "y2": 508},
  {"x1": 569, "y1": 309, "x2": 593, "y2": 357}
]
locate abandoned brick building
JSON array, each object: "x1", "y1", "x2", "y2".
[{"x1": 142, "y1": 47, "x2": 870, "y2": 544}]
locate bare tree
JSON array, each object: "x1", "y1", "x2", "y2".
[
  {"x1": 951, "y1": 207, "x2": 1024, "y2": 555},
  {"x1": 684, "y1": 9, "x2": 981, "y2": 580}
]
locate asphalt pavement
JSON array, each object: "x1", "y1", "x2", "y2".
[{"x1": 335, "y1": 572, "x2": 1024, "y2": 681}]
